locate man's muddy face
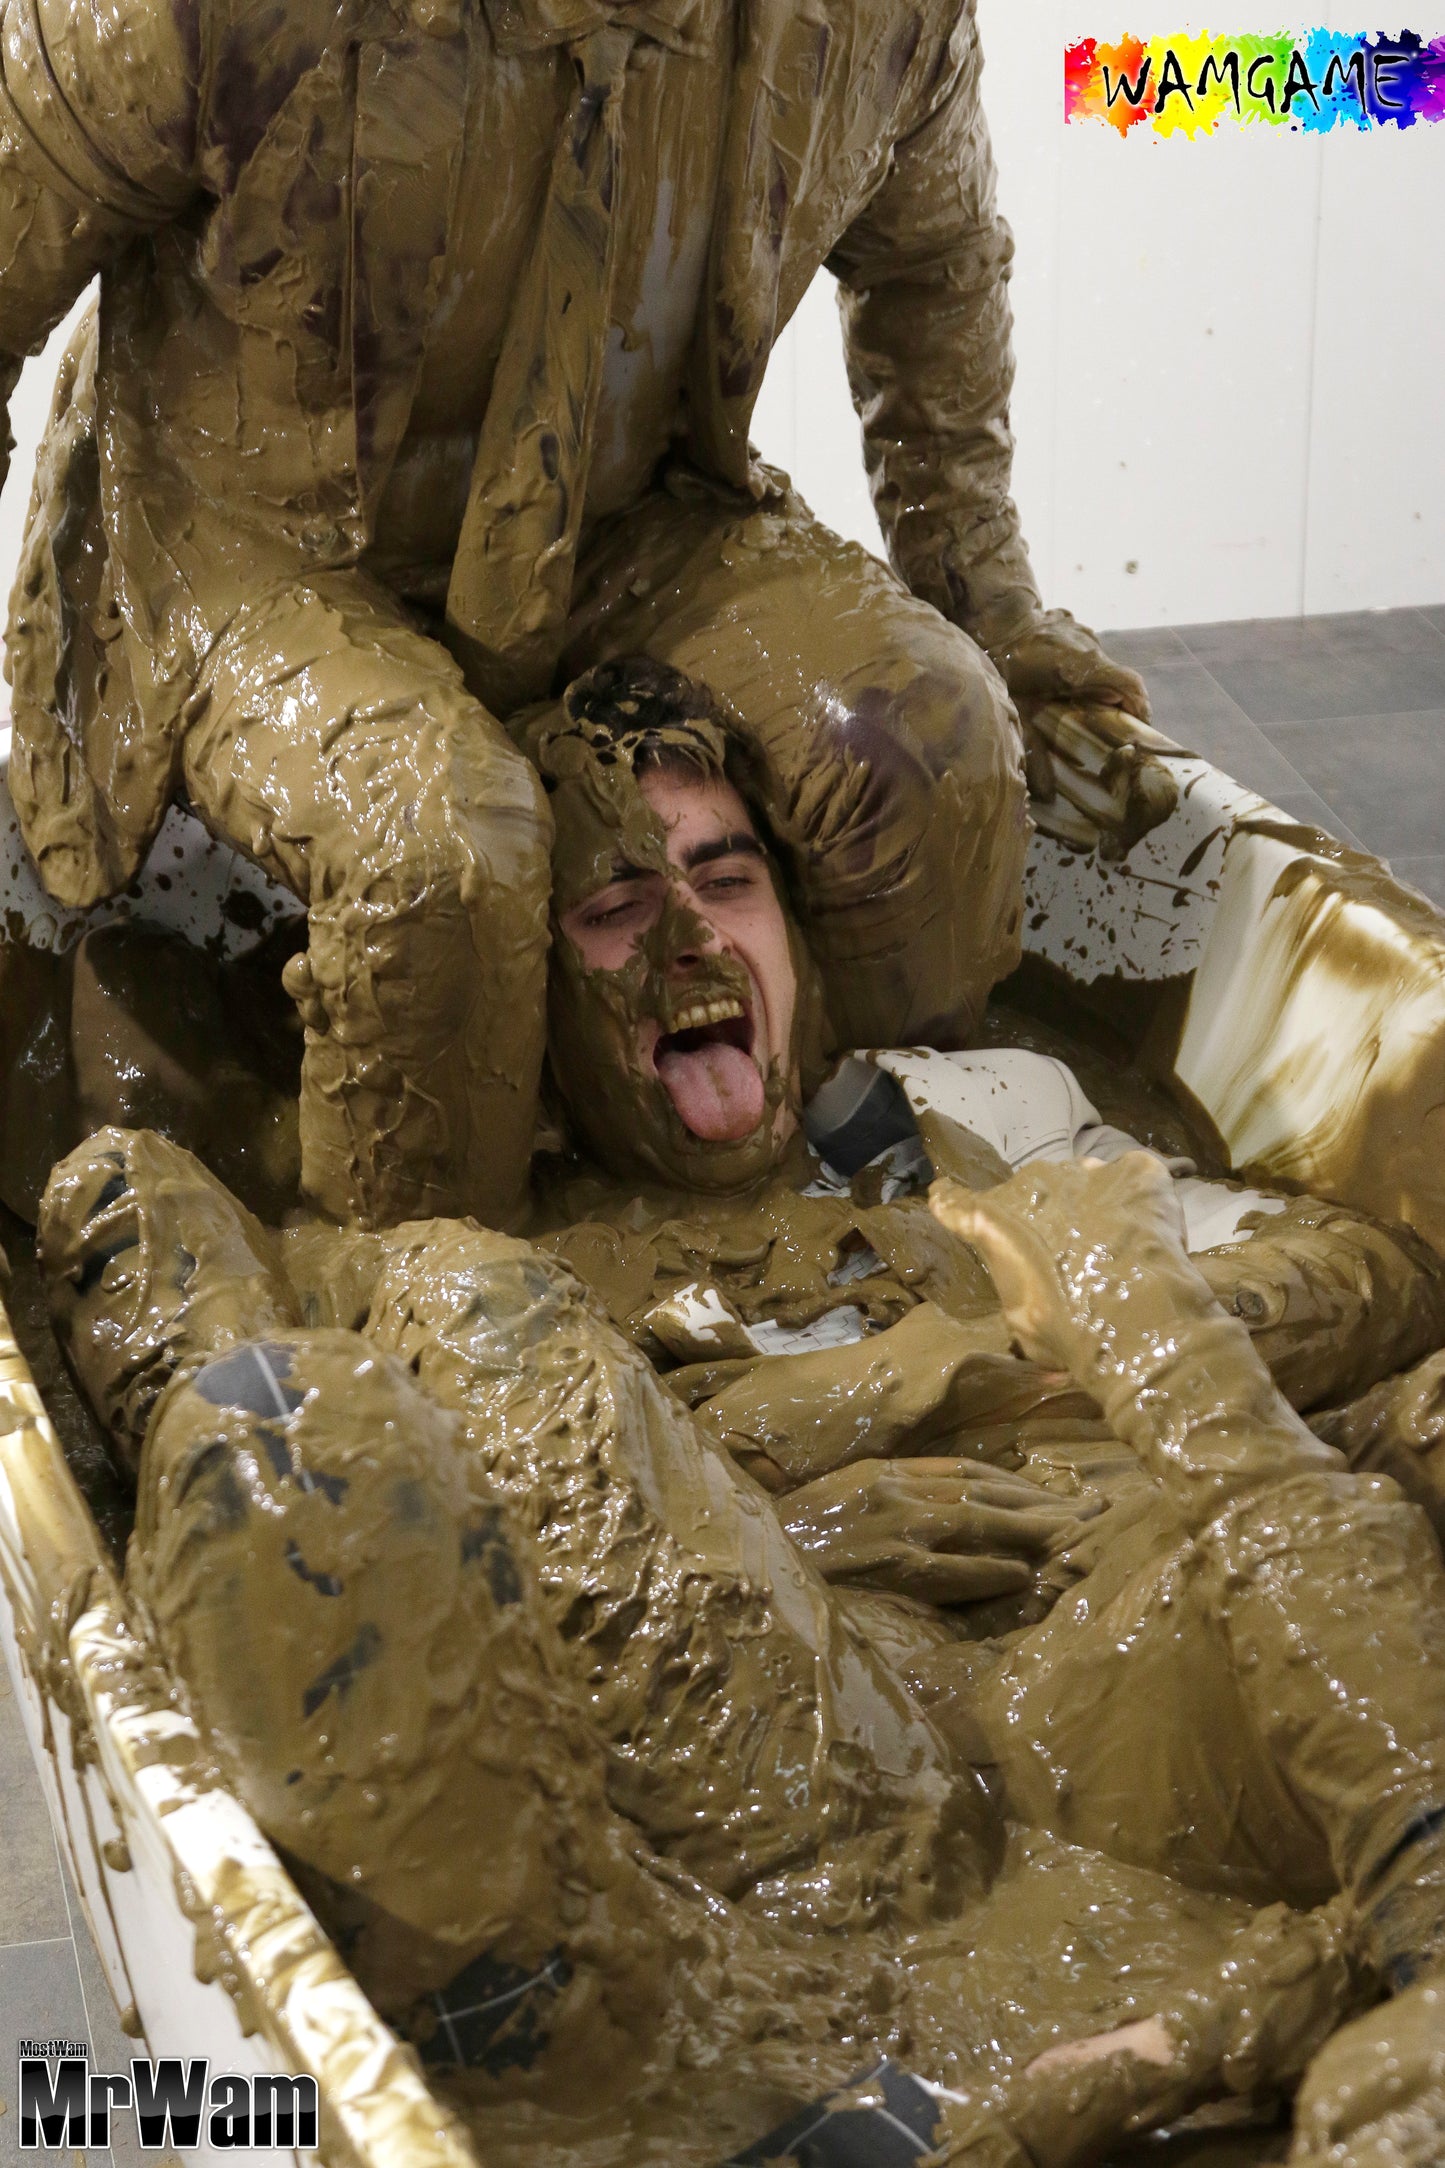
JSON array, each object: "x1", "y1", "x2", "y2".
[{"x1": 558, "y1": 767, "x2": 799, "y2": 1149}]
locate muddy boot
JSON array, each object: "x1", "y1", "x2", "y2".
[{"x1": 38, "y1": 1126, "x2": 299, "y2": 1479}]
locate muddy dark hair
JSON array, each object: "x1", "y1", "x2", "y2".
[
  {"x1": 551, "y1": 654, "x2": 799, "y2": 904},
  {"x1": 558, "y1": 656, "x2": 734, "y2": 778}
]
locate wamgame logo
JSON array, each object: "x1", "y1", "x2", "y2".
[
  {"x1": 18, "y1": 2045, "x2": 319, "y2": 2151},
  {"x1": 1066, "y1": 31, "x2": 1445, "y2": 132}
]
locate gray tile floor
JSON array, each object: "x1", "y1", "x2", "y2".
[
  {"x1": 1102, "y1": 602, "x2": 1445, "y2": 906},
  {"x1": 0, "y1": 1667, "x2": 160, "y2": 2168},
  {"x1": 0, "y1": 602, "x2": 1442, "y2": 2151}
]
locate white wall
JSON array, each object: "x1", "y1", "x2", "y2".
[
  {"x1": 0, "y1": 289, "x2": 89, "y2": 651},
  {"x1": 2, "y1": 14, "x2": 1442, "y2": 636},
  {"x1": 754, "y1": 4, "x2": 1445, "y2": 630}
]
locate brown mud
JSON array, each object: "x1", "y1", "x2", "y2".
[
  {"x1": 13, "y1": 675, "x2": 1445, "y2": 2166},
  {"x1": 0, "y1": 917, "x2": 303, "y2": 1225},
  {"x1": 1310, "y1": 1347, "x2": 1445, "y2": 1536},
  {"x1": 20, "y1": 892, "x2": 1445, "y2": 1582},
  {"x1": 931, "y1": 1153, "x2": 1445, "y2": 1987},
  {"x1": 34, "y1": 1125, "x2": 1445, "y2": 2164},
  {"x1": 0, "y1": 1, "x2": 1440, "y2": 2151}
]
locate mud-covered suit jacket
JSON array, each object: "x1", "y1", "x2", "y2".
[{"x1": 0, "y1": 0, "x2": 1039, "y2": 907}]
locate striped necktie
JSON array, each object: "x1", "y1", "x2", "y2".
[{"x1": 445, "y1": 21, "x2": 638, "y2": 714}]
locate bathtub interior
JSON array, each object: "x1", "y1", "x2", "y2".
[{"x1": 2, "y1": 729, "x2": 1444, "y2": 2168}]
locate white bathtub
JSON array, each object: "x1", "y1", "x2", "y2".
[{"x1": 2, "y1": 719, "x2": 1443, "y2": 2165}]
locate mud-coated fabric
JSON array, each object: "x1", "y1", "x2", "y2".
[
  {"x1": 564, "y1": 477, "x2": 1029, "y2": 1050},
  {"x1": 128, "y1": 1326, "x2": 742, "y2": 2115},
  {"x1": 443, "y1": 22, "x2": 643, "y2": 711},
  {"x1": 178, "y1": 572, "x2": 552, "y2": 1229},
  {"x1": 132, "y1": 1329, "x2": 587, "y2": 2015},
  {"x1": 359, "y1": 1216, "x2": 977, "y2": 1917},
  {"x1": 826, "y1": 0, "x2": 1038, "y2": 656},
  {"x1": 973, "y1": 1467, "x2": 1445, "y2": 1988},
  {"x1": 1, "y1": 0, "x2": 1038, "y2": 912},
  {"x1": 943, "y1": 1154, "x2": 1445, "y2": 1989},
  {"x1": 177, "y1": 484, "x2": 1020, "y2": 1221},
  {"x1": 48, "y1": 1122, "x2": 973, "y2": 1922},
  {"x1": 38, "y1": 1124, "x2": 299, "y2": 1477}
]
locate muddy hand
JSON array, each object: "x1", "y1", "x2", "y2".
[
  {"x1": 779, "y1": 1457, "x2": 1093, "y2": 1605},
  {"x1": 987, "y1": 609, "x2": 1181, "y2": 860},
  {"x1": 991, "y1": 608, "x2": 1151, "y2": 726},
  {"x1": 929, "y1": 1151, "x2": 1190, "y2": 1380},
  {"x1": 1021, "y1": 703, "x2": 1181, "y2": 862},
  {"x1": 948, "y1": 1900, "x2": 1357, "y2": 2168}
]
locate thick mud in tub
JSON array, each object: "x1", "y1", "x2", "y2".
[{"x1": 3, "y1": 714, "x2": 1445, "y2": 2167}]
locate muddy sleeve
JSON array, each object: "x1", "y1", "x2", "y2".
[
  {"x1": 828, "y1": 0, "x2": 1042, "y2": 659},
  {"x1": 0, "y1": 0, "x2": 206, "y2": 479},
  {"x1": 1195, "y1": 1199, "x2": 1445, "y2": 1416}
]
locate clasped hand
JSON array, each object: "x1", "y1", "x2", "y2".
[
  {"x1": 778, "y1": 1455, "x2": 1092, "y2": 1605},
  {"x1": 993, "y1": 608, "x2": 1182, "y2": 861}
]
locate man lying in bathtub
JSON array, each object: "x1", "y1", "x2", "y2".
[{"x1": 38, "y1": 661, "x2": 1445, "y2": 2165}]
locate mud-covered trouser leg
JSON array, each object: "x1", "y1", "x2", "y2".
[
  {"x1": 128, "y1": 1325, "x2": 672, "y2": 2085},
  {"x1": 38, "y1": 1126, "x2": 299, "y2": 1478},
  {"x1": 40, "y1": 1129, "x2": 622, "y2": 2052},
  {"x1": 566, "y1": 479, "x2": 1029, "y2": 1051},
  {"x1": 983, "y1": 1476, "x2": 1445, "y2": 1983},
  {"x1": 361, "y1": 1219, "x2": 982, "y2": 1916},
  {"x1": 45, "y1": 1139, "x2": 909, "y2": 2115},
  {"x1": 1106, "y1": 1326, "x2": 1445, "y2": 1986},
  {"x1": 181, "y1": 571, "x2": 551, "y2": 1230},
  {"x1": 39, "y1": 1133, "x2": 975, "y2": 1922},
  {"x1": 1214, "y1": 1469, "x2": 1445, "y2": 1987},
  {"x1": 965, "y1": 1159, "x2": 1445, "y2": 1986}
]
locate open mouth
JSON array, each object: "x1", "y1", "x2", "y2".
[
  {"x1": 653, "y1": 996, "x2": 765, "y2": 1141},
  {"x1": 657, "y1": 996, "x2": 754, "y2": 1060}
]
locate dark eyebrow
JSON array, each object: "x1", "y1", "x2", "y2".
[
  {"x1": 589, "y1": 831, "x2": 765, "y2": 894},
  {"x1": 680, "y1": 831, "x2": 766, "y2": 874}
]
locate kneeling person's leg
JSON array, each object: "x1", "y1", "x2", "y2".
[
  {"x1": 182, "y1": 572, "x2": 551, "y2": 1228},
  {"x1": 567, "y1": 484, "x2": 1028, "y2": 1051}
]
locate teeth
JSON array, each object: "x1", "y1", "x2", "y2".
[{"x1": 670, "y1": 996, "x2": 745, "y2": 1034}]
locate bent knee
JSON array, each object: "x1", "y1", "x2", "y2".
[
  {"x1": 39, "y1": 1126, "x2": 296, "y2": 1474},
  {"x1": 134, "y1": 1327, "x2": 501, "y2": 1653},
  {"x1": 788, "y1": 650, "x2": 1021, "y2": 889},
  {"x1": 366, "y1": 1221, "x2": 582, "y2": 1376},
  {"x1": 314, "y1": 739, "x2": 551, "y2": 988}
]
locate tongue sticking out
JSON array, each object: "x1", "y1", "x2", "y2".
[{"x1": 656, "y1": 1038, "x2": 765, "y2": 1140}]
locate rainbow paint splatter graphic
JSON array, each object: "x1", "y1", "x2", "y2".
[{"x1": 1065, "y1": 32, "x2": 1445, "y2": 132}]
